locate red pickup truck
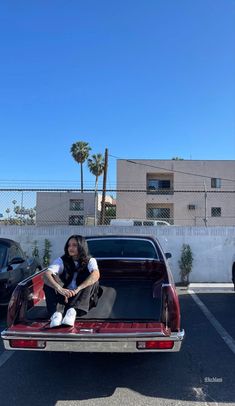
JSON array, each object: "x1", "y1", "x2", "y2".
[{"x1": 1, "y1": 235, "x2": 184, "y2": 353}]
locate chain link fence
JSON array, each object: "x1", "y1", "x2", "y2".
[{"x1": 0, "y1": 188, "x2": 234, "y2": 227}]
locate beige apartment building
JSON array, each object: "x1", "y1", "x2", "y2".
[
  {"x1": 36, "y1": 192, "x2": 114, "y2": 226},
  {"x1": 116, "y1": 160, "x2": 235, "y2": 226}
]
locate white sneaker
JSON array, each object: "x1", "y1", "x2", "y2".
[
  {"x1": 62, "y1": 308, "x2": 76, "y2": 327},
  {"x1": 50, "y1": 311, "x2": 63, "y2": 328}
]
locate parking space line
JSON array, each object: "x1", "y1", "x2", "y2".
[
  {"x1": 0, "y1": 350, "x2": 14, "y2": 367},
  {"x1": 188, "y1": 289, "x2": 235, "y2": 355}
]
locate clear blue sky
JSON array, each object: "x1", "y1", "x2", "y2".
[{"x1": 0, "y1": 0, "x2": 234, "y2": 189}]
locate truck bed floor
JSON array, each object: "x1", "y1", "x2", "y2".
[{"x1": 27, "y1": 280, "x2": 161, "y2": 321}]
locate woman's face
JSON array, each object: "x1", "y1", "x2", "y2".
[{"x1": 67, "y1": 238, "x2": 79, "y2": 258}]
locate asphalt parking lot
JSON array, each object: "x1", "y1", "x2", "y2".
[{"x1": 0, "y1": 284, "x2": 234, "y2": 406}]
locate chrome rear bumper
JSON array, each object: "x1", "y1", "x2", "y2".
[{"x1": 1, "y1": 329, "x2": 185, "y2": 353}]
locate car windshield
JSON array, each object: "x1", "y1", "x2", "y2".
[
  {"x1": 0, "y1": 244, "x2": 7, "y2": 268},
  {"x1": 87, "y1": 238, "x2": 158, "y2": 259}
]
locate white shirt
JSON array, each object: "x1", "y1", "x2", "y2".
[{"x1": 48, "y1": 257, "x2": 98, "y2": 290}]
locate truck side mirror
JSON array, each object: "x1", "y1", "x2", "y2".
[{"x1": 165, "y1": 252, "x2": 172, "y2": 260}]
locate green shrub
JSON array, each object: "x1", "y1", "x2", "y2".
[
  {"x1": 43, "y1": 239, "x2": 52, "y2": 267},
  {"x1": 178, "y1": 243, "x2": 193, "y2": 285},
  {"x1": 32, "y1": 240, "x2": 39, "y2": 258}
]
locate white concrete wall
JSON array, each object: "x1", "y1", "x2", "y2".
[{"x1": 0, "y1": 225, "x2": 234, "y2": 283}]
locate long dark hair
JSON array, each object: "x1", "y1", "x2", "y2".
[{"x1": 64, "y1": 235, "x2": 91, "y2": 268}]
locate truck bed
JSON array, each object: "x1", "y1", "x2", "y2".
[{"x1": 27, "y1": 280, "x2": 161, "y2": 321}]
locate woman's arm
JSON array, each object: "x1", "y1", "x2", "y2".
[
  {"x1": 74, "y1": 269, "x2": 100, "y2": 295},
  {"x1": 43, "y1": 270, "x2": 74, "y2": 300}
]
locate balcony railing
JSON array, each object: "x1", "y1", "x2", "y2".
[{"x1": 147, "y1": 188, "x2": 174, "y2": 195}]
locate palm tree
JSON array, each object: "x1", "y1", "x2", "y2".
[
  {"x1": 14, "y1": 205, "x2": 21, "y2": 215},
  {"x1": 5, "y1": 208, "x2": 10, "y2": 220},
  {"x1": 70, "y1": 141, "x2": 91, "y2": 192},
  {"x1": 28, "y1": 209, "x2": 36, "y2": 225},
  {"x1": 87, "y1": 153, "x2": 105, "y2": 191},
  {"x1": 12, "y1": 200, "x2": 17, "y2": 220},
  {"x1": 87, "y1": 153, "x2": 105, "y2": 225}
]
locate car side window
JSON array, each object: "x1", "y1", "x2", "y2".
[
  {"x1": 8, "y1": 245, "x2": 25, "y2": 263},
  {"x1": 8, "y1": 245, "x2": 18, "y2": 263},
  {"x1": 15, "y1": 246, "x2": 25, "y2": 260}
]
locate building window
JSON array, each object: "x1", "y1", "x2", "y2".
[
  {"x1": 69, "y1": 215, "x2": 84, "y2": 225},
  {"x1": 211, "y1": 178, "x2": 221, "y2": 188},
  {"x1": 147, "y1": 207, "x2": 171, "y2": 219},
  {"x1": 188, "y1": 204, "x2": 196, "y2": 210},
  {"x1": 211, "y1": 207, "x2": 221, "y2": 217},
  {"x1": 147, "y1": 179, "x2": 171, "y2": 193},
  {"x1": 69, "y1": 199, "x2": 84, "y2": 211}
]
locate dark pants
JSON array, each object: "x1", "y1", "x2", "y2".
[{"x1": 43, "y1": 282, "x2": 100, "y2": 317}]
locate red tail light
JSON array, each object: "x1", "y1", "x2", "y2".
[
  {"x1": 10, "y1": 339, "x2": 46, "y2": 349},
  {"x1": 137, "y1": 340, "x2": 174, "y2": 350}
]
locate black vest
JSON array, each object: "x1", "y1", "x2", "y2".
[{"x1": 59, "y1": 255, "x2": 90, "y2": 288}]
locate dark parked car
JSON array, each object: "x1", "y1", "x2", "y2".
[{"x1": 0, "y1": 238, "x2": 42, "y2": 305}]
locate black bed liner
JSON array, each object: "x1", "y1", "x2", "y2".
[{"x1": 27, "y1": 280, "x2": 162, "y2": 321}]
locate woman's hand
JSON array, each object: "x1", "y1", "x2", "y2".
[{"x1": 57, "y1": 286, "x2": 74, "y2": 302}]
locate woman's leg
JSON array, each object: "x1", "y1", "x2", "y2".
[
  {"x1": 66, "y1": 282, "x2": 100, "y2": 315},
  {"x1": 43, "y1": 284, "x2": 65, "y2": 317}
]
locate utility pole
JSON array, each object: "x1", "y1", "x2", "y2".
[
  {"x1": 204, "y1": 181, "x2": 208, "y2": 227},
  {"x1": 100, "y1": 148, "x2": 108, "y2": 225}
]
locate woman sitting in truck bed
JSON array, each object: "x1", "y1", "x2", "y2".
[{"x1": 43, "y1": 234, "x2": 100, "y2": 328}]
